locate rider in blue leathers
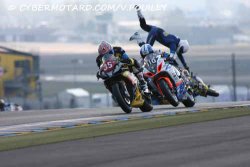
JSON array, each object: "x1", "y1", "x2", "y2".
[{"x1": 130, "y1": 5, "x2": 190, "y2": 71}]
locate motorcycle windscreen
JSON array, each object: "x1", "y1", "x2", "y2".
[
  {"x1": 144, "y1": 54, "x2": 158, "y2": 73},
  {"x1": 100, "y1": 54, "x2": 118, "y2": 73},
  {"x1": 101, "y1": 53, "x2": 115, "y2": 62}
]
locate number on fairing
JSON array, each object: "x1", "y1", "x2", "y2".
[
  {"x1": 104, "y1": 62, "x2": 113, "y2": 71},
  {"x1": 107, "y1": 62, "x2": 113, "y2": 68},
  {"x1": 147, "y1": 58, "x2": 157, "y2": 66}
]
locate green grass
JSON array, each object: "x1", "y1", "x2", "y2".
[{"x1": 0, "y1": 107, "x2": 250, "y2": 152}]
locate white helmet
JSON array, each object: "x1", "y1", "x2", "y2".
[
  {"x1": 140, "y1": 44, "x2": 154, "y2": 58},
  {"x1": 177, "y1": 40, "x2": 189, "y2": 53}
]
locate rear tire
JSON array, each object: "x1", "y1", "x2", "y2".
[
  {"x1": 158, "y1": 79, "x2": 179, "y2": 107},
  {"x1": 206, "y1": 88, "x2": 219, "y2": 97},
  {"x1": 112, "y1": 83, "x2": 132, "y2": 113}
]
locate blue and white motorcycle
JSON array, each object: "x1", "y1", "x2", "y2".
[{"x1": 142, "y1": 53, "x2": 195, "y2": 107}]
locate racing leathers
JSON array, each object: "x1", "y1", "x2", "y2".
[
  {"x1": 96, "y1": 46, "x2": 149, "y2": 93},
  {"x1": 133, "y1": 5, "x2": 190, "y2": 71}
]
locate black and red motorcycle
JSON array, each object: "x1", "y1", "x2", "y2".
[{"x1": 98, "y1": 53, "x2": 153, "y2": 113}]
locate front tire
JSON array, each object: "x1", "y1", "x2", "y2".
[
  {"x1": 112, "y1": 83, "x2": 132, "y2": 113},
  {"x1": 206, "y1": 88, "x2": 219, "y2": 97},
  {"x1": 158, "y1": 79, "x2": 179, "y2": 107},
  {"x1": 139, "y1": 96, "x2": 153, "y2": 112},
  {"x1": 182, "y1": 92, "x2": 195, "y2": 107}
]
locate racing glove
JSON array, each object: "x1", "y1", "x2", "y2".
[
  {"x1": 164, "y1": 52, "x2": 175, "y2": 62},
  {"x1": 96, "y1": 71, "x2": 101, "y2": 80},
  {"x1": 169, "y1": 52, "x2": 177, "y2": 60},
  {"x1": 96, "y1": 71, "x2": 108, "y2": 80}
]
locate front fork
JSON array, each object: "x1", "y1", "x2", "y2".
[
  {"x1": 122, "y1": 71, "x2": 144, "y2": 107},
  {"x1": 147, "y1": 78, "x2": 162, "y2": 98}
]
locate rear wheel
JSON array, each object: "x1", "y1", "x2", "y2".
[
  {"x1": 112, "y1": 83, "x2": 132, "y2": 113},
  {"x1": 158, "y1": 79, "x2": 179, "y2": 107},
  {"x1": 206, "y1": 88, "x2": 219, "y2": 97}
]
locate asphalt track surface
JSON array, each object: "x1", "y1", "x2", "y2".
[
  {"x1": 0, "y1": 101, "x2": 249, "y2": 127},
  {"x1": 0, "y1": 102, "x2": 250, "y2": 167},
  {"x1": 1, "y1": 115, "x2": 250, "y2": 167}
]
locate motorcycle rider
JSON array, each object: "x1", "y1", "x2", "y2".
[
  {"x1": 139, "y1": 43, "x2": 184, "y2": 88},
  {"x1": 130, "y1": 5, "x2": 190, "y2": 71},
  {"x1": 96, "y1": 41, "x2": 149, "y2": 93}
]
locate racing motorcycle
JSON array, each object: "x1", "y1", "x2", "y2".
[
  {"x1": 98, "y1": 53, "x2": 153, "y2": 113},
  {"x1": 189, "y1": 74, "x2": 219, "y2": 97},
  {"x1": 143, "y1": 54, "x2": 195, "y2": 107}
]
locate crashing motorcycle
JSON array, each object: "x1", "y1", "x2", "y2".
[
  {"x1": 142, "y1": 54, "x2": 195, "y2": 107},
  {"x1": 190, "y1": 74, "x2": 219, "y2": 97},
  {"x1": 98, "y1": 53, "x2": 153, "y2": 113}
]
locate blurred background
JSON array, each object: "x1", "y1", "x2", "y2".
[{"x1": 0, "y1": 0, "x2": 250, "y2": 110}]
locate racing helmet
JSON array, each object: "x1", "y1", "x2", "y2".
[
  {"x1": 140, "y1": 44, "x2": 154, "y2": 58},
  {"x1": 98, "y1": 41, "x2": 113, "y2": 56}
]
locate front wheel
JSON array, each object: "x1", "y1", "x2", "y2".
[
  {"x1": 139, "y1": 96, "x2": 153, "y2": 112},
  {"x1": 206, "y1": 88, "x2": 219, "y2": 97},
  {"x1": 182, "y1": 92, "x2": 195, "y2": 107},
  {"x1": 112, "y1": 83, "x2": 132, "y2": 113},
  {"x1": 158, "y1": 79, "x2": 179, "y2": 107}
]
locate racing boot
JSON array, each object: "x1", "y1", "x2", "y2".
[
  {"x1": 140, "y1": 79, "x2": 150, "y2": 95},
  {"x1": 129, "y1": 32, "x2": 141, "y2": 41},
  {"x1": 134, "y1": 5, "x2": 144, "y2": 19},
  {"x1": 129, "y1": 32, "x2": 145, "y2": 47},
  {"x1": 136, "y1": 72, "x2": 150, "y2": 95}
]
